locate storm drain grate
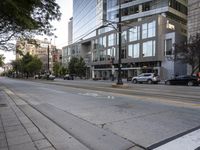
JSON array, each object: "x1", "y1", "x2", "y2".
[{"x1": 0, "y1": 104, "x2": 8, "y2": 107}]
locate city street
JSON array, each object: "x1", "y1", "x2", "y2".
[{"x1": 0, "y1": 77, "x2": 200, "y2": 150}]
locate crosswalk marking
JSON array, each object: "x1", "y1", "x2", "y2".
[{"x1": 153, "y1": 129, "x2": 200, "y2": 150}]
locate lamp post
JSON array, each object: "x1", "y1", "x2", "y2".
[
  {"x1": 117, "y1": 0, "x2": 123, "y2": 85},
  {"x1": 47, "y1": 39, "x2": 52, "y2": 74},
  {"x1": 47, "y1": 44, "x2": 50, "y2": 72}
]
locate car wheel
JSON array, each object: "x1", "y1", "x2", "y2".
[
  {"x1": 165, "y1": 81, "x2": 171, "y2": 85},
  {"x1": 132, "y1": 79, "x2": 137, "y2": 84},
  {"x1": 187, "y1": 81, "x2": 194, "y2": 86},
  {"x1": 147, "y1": 79, "x2": 152, "y2": 84}
]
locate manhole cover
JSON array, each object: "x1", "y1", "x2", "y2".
[{"x1": 0, "y1": 104, "x2": 7, "y2": 107}]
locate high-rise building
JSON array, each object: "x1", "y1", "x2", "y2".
[
  {"x1": 188, "y1": 0, "x2": 200, "y2": 37},
  {"x1": 68, "y1": 17, "x2": 73, "y2": 45},
  {"x1": 63, "y1": 0, "x2": 188, "y2": 80}
]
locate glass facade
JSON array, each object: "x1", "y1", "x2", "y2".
[
  {"x1": 108, "y1": 33, "x2": 116, "y2": 46},
  {"x1": 143, "y1": 40, "x2": 156, "y2": 57},
  {"x1": 165, "y1": 39, "x2": 172, "y2": 55},
  {"x1": 129, "y1": 26, "x2": 140, "y2": 42},
  {"x1": 128, "y1": 43, "x2": 140, "y2": 58},
  {"x1": 142, "y1": 21, "x2": 156, "y2": 39},
  {"x1": 68, "y1": 0, "x2": 188, "y2": 80},
  {"x1": 73, "y1": 0, "x2": 102, "y2": 42},
  {"x1": 188, "y1": 0, "x2": 200, "y2": 37}
]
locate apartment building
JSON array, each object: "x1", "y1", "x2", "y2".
[
  {"x1": 16, "y1": 39, "x2": 57, "y2": 73},
  {"x1": 63, "y1": 0, "x2": 187, "y2": 80}
]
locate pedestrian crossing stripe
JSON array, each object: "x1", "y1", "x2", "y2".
[{"x1": 150, "y1": 128, "x2": 200, "y2": 150}]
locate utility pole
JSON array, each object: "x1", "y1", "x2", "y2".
[
  {"x1": 47, "y1": 44, "x2": 50, "y2": 72},
  {"x1": 117, "y1": 0, "x2": 123, "y2": 85}
]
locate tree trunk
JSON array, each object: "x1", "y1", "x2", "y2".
[{"x1": 199, "y1": 56, "x2": 200, "y2": 72}]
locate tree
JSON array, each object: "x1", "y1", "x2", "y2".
[
  {"x1": 53, "y1": 62, "x2": 61, "y2": 77},
  {"x1": 59, "y1": 66, "x2": 67, "y2": 76},
  {"x1": 26, "y1": 56, "x2": 42, "y2": 75},
  {"x1": 75, "y1": 57, "x2": 86, "y2": 78},
  {"x1": 68, "y1": 57, "x2": 86, "y2": 77},
  {"x1": 0, "y1": 0, "x2": 61, "y2": 50},
  {"x1": 11, "y1": 59, "x2": 22, "y2": 77},
  {"x1": 174, "y1": 33, "x2": 200, "y2": 74},
  {"x1": 68, "y1": 57, "x2": 79, "y2": 75},
  {"x1": 0, "y1": 54, "x2": 5, "y2": 67},
  {"x1": 11, "y1": 53, "x2": 42, "y2": 78}
]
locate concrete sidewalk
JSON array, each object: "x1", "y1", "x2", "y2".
[{"x1": 0, "y1": 87, "x2": 55, "y2": 150}]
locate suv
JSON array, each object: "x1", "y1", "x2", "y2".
[
  {"x1": 63, "y1": 74, "x2": 74, "y2": 80},
  {"x1": 131, "y1": 73, "x2": 160, "y2": 84}
]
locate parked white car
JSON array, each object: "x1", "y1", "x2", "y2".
[
  {"x1": 131, "y1": 73, "x2": 160, "y2": 84},
  {"x1": 47, "y1": 74, "x2": 55, "y2": 80}
]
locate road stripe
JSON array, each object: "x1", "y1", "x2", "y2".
[{"x1": 151, "y1": 128, "x2": 200, "y2": 150}]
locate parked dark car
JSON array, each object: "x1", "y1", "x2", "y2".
[
  {"x1": 165, "y1": 75, "x2": 199, "y2": 86},
  {"x1": 63, "y1": 74, "x2": 74, "y2": 80}
]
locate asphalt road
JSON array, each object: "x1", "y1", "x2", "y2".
[{"x1": 0, "y1": 77, "x2": 200, "y2": 150}]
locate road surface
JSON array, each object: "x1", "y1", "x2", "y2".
[{"x1": 0, "y1": 77, "x2": 199, "y2": 150}]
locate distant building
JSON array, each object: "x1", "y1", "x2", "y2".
[
  {"x1": 63, "y1": 0, "x2": 188, "y2": 80},
  {"x1": 2, "y1": 63, "x2": 13, "y2": 72},
  {"x1": 188, "y1": 0, "x2": 200, "y2": 37},
  {"x1": 187, "y1": 0, "x2": 200, "y2": 74},
  {"x1": 16, "y1": 39, "x2": 56, "y2": 73},
  {"x1": 68, "y1": 17, "x2": 73, "y2": 45}
]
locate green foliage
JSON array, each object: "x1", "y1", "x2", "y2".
[
  {"x1": 53, "y1": 62, "x2": 61, "y2": 77},
  {"x1": 0, "y1": 54, "x2": 5, "y2": 67},
  {"x1": 11, "y1": 53, "x2": 42, "y2": 78},
  {"x1": 59, "y1": 66, "x2": 68, "y2": 76},
  {"x1": 53, "y1": 62, "x2": 68, "y2": 77},
  {"x1": 0, "y1": 0, "x2": 61, "y2": 50},
  {"x1": 68, "y1": 57, "x2": 79, "y2": 75},
  {"x1": 26, "y1": 56, "x2": 43, "y2": 75},
  {"x1": 68, "y1": 57, "x2": 86, "y2": 77},
  {"x1": 174, "y1": 33, "x2": 200, "y2": 74}
]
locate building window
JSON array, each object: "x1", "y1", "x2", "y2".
[
  {"x1": 129, "y1": 26, "x2": 140, "y2": 42},
  {"x1": 128, "y1": 43, "x2": 140, "y2": 58},
  {"x1": 108, "y1": 33, "x2": 116, "y2": 46},
  {"x1": 121, "y1": 46, "x2": 127, "y2": 59},
  {"x1": 107, "y1": 47, "x2": 116, "y2": 60},
  {"x1": 98, "y1": 36, "x2": 107, "y2": 49},
  {"x1": 93, "y1": 51, "x2": 98, "y2": 62},
  {"x1": 143, "y1": 40, "x2": 156, "y2": 57},
  {"x1": 168, "y1": 0, "x2": 187, "y2": 15},
  {"x1": 142, "y1": 23, "x2": 148, "y2": 39},
  {"x1": 142, "y1": 2, "x2": 150, "y2": 11},
  {"x1": 142, "y1": 21, "x2": 156, "y2": 39},
  {"x1": 148, "y1": 21, "x2": 156, "y2": 37},
  {"x1": 122, "y1": 31, "x2": 127, "y2": 43},
  {"x1": 165, "y1": 39, "x2": 172, "y2": 55},
  {"x1": 93, "y1": 39, "x2": 98, "y2": 49}
]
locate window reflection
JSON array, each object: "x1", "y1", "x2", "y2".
[
  {"x1": 143, "y1": 40, "x2": 156, "y2": 57},
  {"x1": 142, "y1": 21, "x2": 156, "y2": 39},
  {"x1": 129, "y1": 26, "x2": 140, "y2": 42},
  {"x1": 128, "y1": 43, "x2": 140, "y2": 58}
]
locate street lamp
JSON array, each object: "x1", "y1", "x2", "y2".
[
  {"x1": 100, "y1": 0, "x2": 123, "y2": 85},
  {"x1": 47, "y1": 38, "x2": 52, "y2": 73},
  {"x1": 117, "y1": 0, "x2": 123, "y2": 85}
]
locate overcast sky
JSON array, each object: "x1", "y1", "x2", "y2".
[
  {"x1": 38, "y1": 0, "x2": 73, "y2": 48},
  {"x1": 0, "y1": 0, "x2": 73, "y2": 64},
  {"x1": 47, "y1": 0, "x2": 73, "y2": 48}
]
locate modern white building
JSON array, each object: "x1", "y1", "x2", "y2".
[{"x1": 63, "y1": 0, "x2": 188, "y2": 80}]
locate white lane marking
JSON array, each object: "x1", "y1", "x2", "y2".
[
  {"x1": 154, "y1": 129, "x2": 200, "y2": 150},
  {"x1": 78, "y1": 92, "x2": 115, "y2": 99}
]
